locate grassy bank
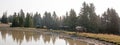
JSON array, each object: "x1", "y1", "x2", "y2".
[
  {"x1": 62, "y1": 31, "x2": 120, "y2": 45},
  {"x1": 78, "y1": 33, "x2": 120, "y2": 45},
  {"x1": 48, "y1": 30, "x2": 120, "y2": 45}
]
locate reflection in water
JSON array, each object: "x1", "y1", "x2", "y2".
[
  {"x1": 1, "y1": 30, "x2": 7, "y2": 40},
  {"x1": 0, "y1": 30, "x2": 88, "y2": 45}
]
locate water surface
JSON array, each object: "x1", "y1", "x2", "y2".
[{"x1": 0, "y1": 30, "x2": 93, "y2": 45}]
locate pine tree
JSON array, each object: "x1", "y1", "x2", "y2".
[
  {"x1": 101, "y1": 12, "x2": 108, "y2": 33},
  {"x1": 68, "y1": 9, "x2": 77, "y2": 30},
  {"x1": 19, "y1": 9, "x2": 25, "y2": 27},
  {"x1": 8, "y1": 15, "x2": 13, "y2": 23},
  {"x1": 88, "y1": 3, "x2": 99, "y2": 33},
  {"x1": 78, "y1": 2, "x2": 100, "y2": 33},
  {"x1": 11, "y1": 12, "x2": 19, "y2": 27},
  {"x1": 52, "y1": 11, "x2": 59, "y2": 29},
  {"x1": 1, "y1": 12, "x2": 8, "y2": 24},
  {"x1": 33, "y1": 12, "x2": 42, "y2": 27},
  {"x1": 24, "y1": 13, "x2": 33, "y2": 27},
  {"x1": 101, "y1": 8, "x2": 119, "y2": 34},
  {"x1": 63, "y1": 12, "x2": 69, "y2": 26},
  {"x1": 43, "y1": 12, "x2": 53, "y2": 29},
  {"x1": 78, "y1": 2, "x2": 90, "y2": 32}
]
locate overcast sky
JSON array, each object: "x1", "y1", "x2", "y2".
[{"x1": 0, "y1": 0, "x2": 120, "y2": 17}]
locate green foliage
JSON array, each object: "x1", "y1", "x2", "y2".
[
  {"x1": 11, "y1": 12, "x2": 19, "y2": 27},
  {"x1": 1, "y1": 12, "x2": 8, "y2": 24},
  {"x1": 33, "y1": 12, "x2": 42, "y2": 27},
  {"x1": 63, "y1": 12, "x2": 69, "y2": 26},
  {"x1": 51, "y1": 11, "x2": 59, "y2": 29},
  {"x1": 18, "y1": 9, "x2": 25, "y2": 27},
  {"x1": 9, "y1": 2, "x2": 120, "y2": 34},
  {"x1": 78, "y1": 2, "x2": 100, "y2": 33},
  {"x1": 24, "y1": 13, "x2": 33, "y2": 27},
  {"x1": 8, "y1": 15, "x2": 13, "y2": 23},
  {"x1": 68, "y1": 9, "x2": 77, "y2": 30},
  {"x1": 78, "y1": 2, "x2": 90, "y2": 29},
  {"x1": 101, "y1": 8, "x2": 119, "y2": 34},
  {"x1": 42, "y1": 12, "x2": 53, "y2": 29}
]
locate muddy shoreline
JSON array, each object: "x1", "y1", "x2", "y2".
[{"x1": 44, "y1": 30, "x2": 115, "y2": 45}]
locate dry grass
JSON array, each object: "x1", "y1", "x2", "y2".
[
  {"x1": 50, "y1": 30, "x2": 120, "y2": 44},
  {"x1": 61, "y1": 31, "x2": 120, "y2": 44},
  {"x1": 78, "y1": 33, "x2": 120, "y2": 44}
]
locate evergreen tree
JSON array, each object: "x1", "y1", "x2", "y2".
[
  {"x1": 11, "y1": 12, "x2": 19, "y2": 27},
  {"x1": 43, "y1": 12, "x2": 53, "y2": 29},
  {"x1": 63, "y1": 12, "x2": 69, "y2": 26},
  {"x1": 78, "y1": 2, "x2": 100, "y2": 33},
  {"x1": 88, "y1": 3, "x2": 99, "y2": 33},
  {"x1": 1, "y1": 12, "x2": 8, "y2": 24},
  {"x1": 101, "y1": 8, "x2": 119, "y2": 34},
  {"x1": 52, "y1": 11, "x2": 59, "y2": 29},
  {"x1": 8, "y1": 15, "x2": 13, "y2": 23},
  {"x1": 101, "y1": 12, "x2": 108, "y2": 33},
  {"x1": 78, "y1": 2, "x2": 90, "y2": 32},
  {"x1": 19, "y1": 9, "x2": 25, "y2": 27},
  {"x1": 68, "y1": 9, "x2": 77, "y2": 30},
  {"x1": 33, "y1": 12, "x2": 42, "y2": 27},
  {"x1": 24, "y1": 13, "x2": 33, "y2": 27}
]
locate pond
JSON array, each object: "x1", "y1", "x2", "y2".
[{"x1": 0, "y1": 30, "x2": 111, "y2": 45}]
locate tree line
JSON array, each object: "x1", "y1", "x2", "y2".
[{"x1": 0, "y1": 2, "x2": 120, "y2": 34}]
